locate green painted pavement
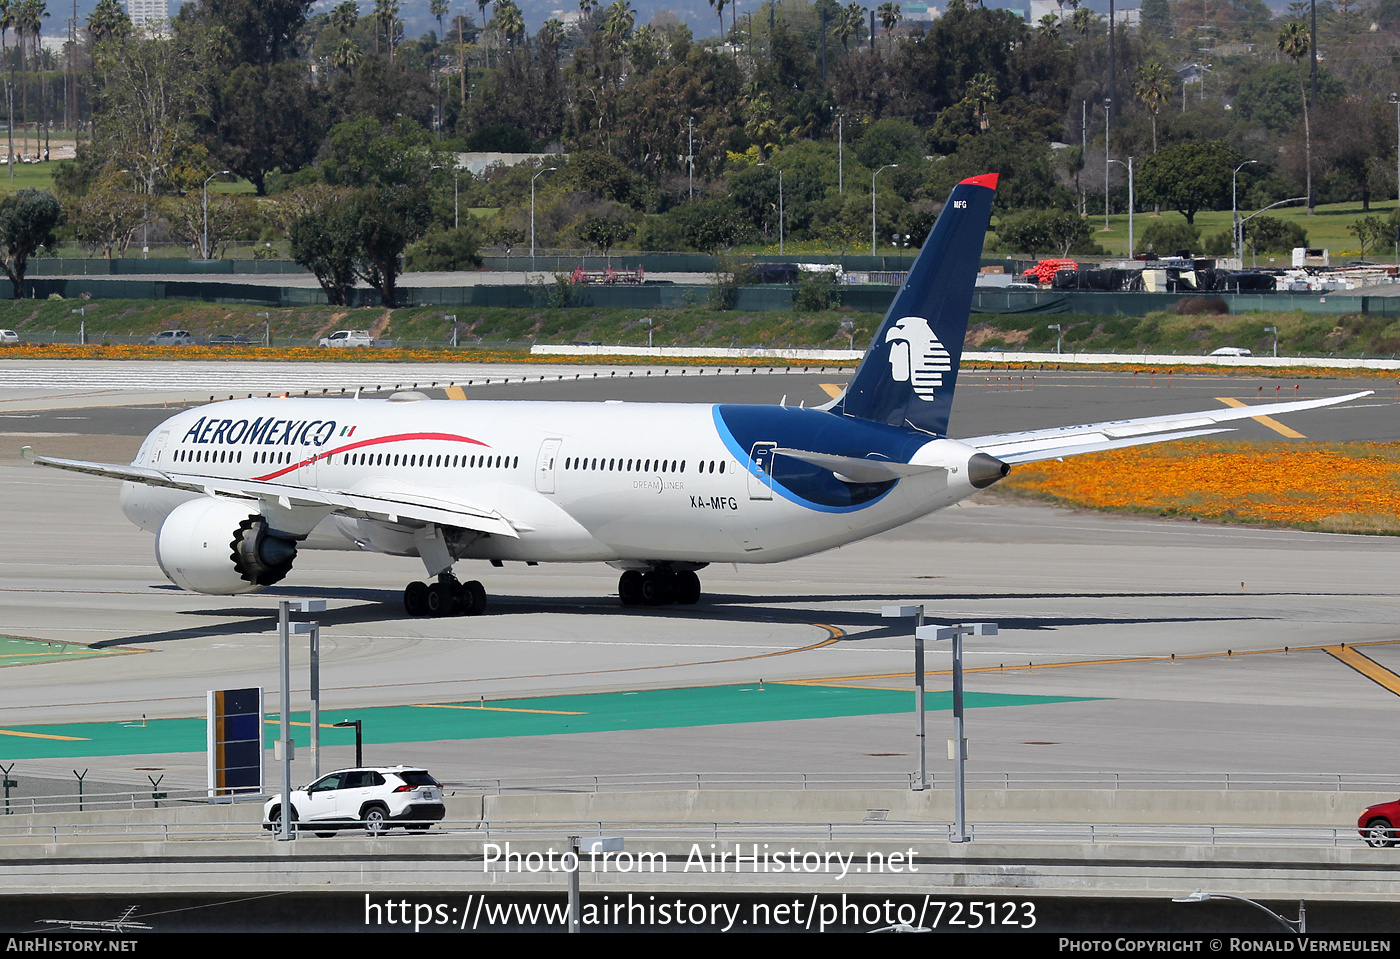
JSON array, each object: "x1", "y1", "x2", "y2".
[
  {"x1": 0, "y1": 636, "x2": 123, "y2": 667},
  {"x1": 0, "y1": 684, "x2": 1092, "y2": 760}
]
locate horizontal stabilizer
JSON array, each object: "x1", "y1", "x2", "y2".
[
  {"x1": 773, "y1": 448, "x2": 945, "y2": 484},
  {"x1": 962, "y1": 391, "x2": 1372, "y2": 465}
]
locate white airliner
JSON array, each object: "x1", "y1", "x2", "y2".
[{"x1": 24, "y1": 173, "x2": 1369, "y2": 615}]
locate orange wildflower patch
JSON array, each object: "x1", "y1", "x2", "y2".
[{"x1": 1000, "y1": 441, "x2": 1400, "y2": 534}]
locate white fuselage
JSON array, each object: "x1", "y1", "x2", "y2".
[{"x1": 120, "y1": 396, "x2": 986, "y2": 570}]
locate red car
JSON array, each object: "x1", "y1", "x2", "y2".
[{"x1": 1359, "y1": 800, "x2": 1400, "y2": 847}]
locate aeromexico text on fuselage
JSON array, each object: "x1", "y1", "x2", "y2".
[{"x1": 181, "y1": 415, "x2": 350, "y2": 450}]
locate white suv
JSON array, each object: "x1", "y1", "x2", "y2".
[
  {"x1": 319, "y1": 330, "x2": 374, "y2": 348},
  {"x1": 263, "y1": 766, "x2": 445, "y2": 836}
]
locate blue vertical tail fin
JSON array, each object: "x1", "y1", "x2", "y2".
[{"x1": 832, "y1": 173, "x2": 998, "y2": 435}]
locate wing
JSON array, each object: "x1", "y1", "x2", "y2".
[
  {"x1": 19, "y1": 447, "x2": 520, "y2": 538},
  {"x1": 960, "y1": 390, "x2": 1373, "y2": 465}
]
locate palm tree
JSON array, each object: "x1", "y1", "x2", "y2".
[
  {"x1": 330, "y1": 0, "x2": 359, "y2": 34},
  {"x1": 967, "y1": 72, "x2": 997, "y2": 130},
  {"x1": 877, "y1": 1, "x2": 900, "y2": 54},
  {"x1": 373, "y1": 0, "x2": 399, "y2": 61},
  {"x1": 330, "y1": 36, "x2": 362, "y2": 73},
  {"x1": 708, "y1": 0, "x2": 728, "y2": 44},
  {"x1": 844, "y1": 3, "x2": 866, "y2": 52},
  {"x1": 430, "y1": 0, "x2": 448, "y2": 38},
  {"x1": 602, "y1": 0, "x2": 633, "y2": 46},
  {"x1": 1134, "y1": 61, "x2": 1169, "y2": 153},
  {"x1": 494, "y1": 0, "x2": 524, "y2": 50},
  {"x1": 1278, "y1": 18, "x2": 1313, "y2": 214}
]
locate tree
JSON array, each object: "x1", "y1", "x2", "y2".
[
  {"x1": 348, "y1": 186, "x2": 432, "y2": 305},
  {"x1": 86, "y1": 0, "x2": 130, "y2": 44},
  {"x1": 1243, "y1": 216, "x2": 1307, "y2": 256},
  {"x1": 64, "y1": 180, "x2": 149, "y2": 258},
  {"x1": 1133, "y1": 61, "x2": 1170, "y2": 154},
  {"x1": 996, "y1": 208, "x2": 1091, "y2": 256},
  {"x1": 578, "y1": 212, "x2": 633, "y2": 259},
  {"x1": 876, "y1": 1, "x2": 900, "y2": 53},
  {"x1": 1139, "y1": 220, "x2": 1201, "y2": 255},
  {"x1": 197, "y1": 0, "x2": 312, "y2": 64},
  {"x1": 1349, "y1": 216, "x2": 1388, "y2": 261},
  {"x1": 1277, "y1": 19, "x2": 1313, "y2": 214},
  {"x1": 206, "y1": 61, "x2": 323, "y2": 196},
  {"x1": 404, "y1": 222, "x2": 483, "y2": 271},
  {"x1": 1137, "y1": 140, "x2": 1246, "y2": 225},
  {"x1": 163, "y1": 192, "x2": 260, "y2": 258},
  {"x1": 91, "y1": 27, "x2": 202, "y2": 199},
  {"x1": 0, "y1": 189, "x2": 58, "y2": 298},
  {"x1": 289, "y1": 194, "x2": 361, "y2": 305}
]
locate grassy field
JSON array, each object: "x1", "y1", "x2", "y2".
[
  {"x1": 7, "y1": 298, "x2": 1400, "y2": 358},
  {"x1": 998, "y1": 440, "x2": 1400, "y2": 535},
  {"x1": 1023, "y1": 199, "x2": 1400, "y2": 261}
]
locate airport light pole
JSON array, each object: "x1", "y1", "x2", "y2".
[
  {"x1": 778, "y1": 168, "x2": 784, "y2": 256},
  {"x1": 1173, "y1": 892, "x2": 1305, "y2": 933},
  {"x1": 287, "y1": 619, "x2": 321, "y2": 777},
  {"x1": 1390, "y1": 94, "x2": 1400, "y2": 216},
  {"x1": 1108, "y1": 157, "x2": 1134, "y2": 257},
  {"x1": 333, "y1": 720, "x2": 363, "y2": 768},
  {"x1": 1265, "y1": 325, "x2": 1278, "y2": 358},
  {"x1": 276, "y1": 598, "x2": 325, "y2": 841},
  {"x1": 1231, "y1": 160, "x2": 1258, "y2": 259},
  {"x1": 914, "y1": 621, "x2": 998, "y2": 842},
  {"x1": 872, "y1": 164, "x2": 897, "y2": 256},
  {"x1": 688, "y1": 116, "x2": 694, "y2": 199},
  {"x1": 257, "y1": 312, "x2": 270, "y2": 348},
  {"x1": 1103, "y1": 97, "x2": 1112, "y2": 231},
  {"x1": 882, "y1": 605, "x2": 929, "y2": 790},
  {"x1": 71, "y1": 307, "x2": 83, "y2": 346},
  {"x1": 531, "y1": 167, "x2": 558, "y2": 264},
  {"x1": 201, "y1": 170, "x2": 230, "y2": 261},
  {"x1": 446, "y1": 314, "x2": 458, "y2": 348},
  {"x1": 1048, "y1": 323, "x2": 1063, "y2": 354}
]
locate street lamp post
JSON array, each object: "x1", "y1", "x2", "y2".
[
  {"x1": 688, "y1": 116, "x2": 694, "y2": 200},
  {"x1": 1048, "y1": 323, "x2": 1063, "y2": 354},
  {"x1": 914, "y1": 621, "x2": 998, "y2": 842},
  {"x1": 778, "y1": 168, "x2": 784, "y2": 256},
  {"x1": 1174, "y1": 891, "x2": 1305, "y2": 933},
  {"x1": 72, "y1": 307, "x2": 84, "y2": 346},
  {"x1": 1109, "y1": 157, "x2": 1134, "y2": 257},
  {"x1": 872, "y1": 164, "x2": 897, "y2": 256},
  {"x1": 530, "y1": 166, "x2": 558, "y2": 263},
  {"x1": 276, "y1": 598, "x2": 325, "y2": 841},
  {"x1": 201, "y1": 170, "x2": 230, "y2": 261},
  {"x1": 257, "y1": 312, "x2": 271, "y2": 348},
  {"x1": 446, "y1": 314, "x2": 458, "y2": 348},
  {"x1": 1390, "y1": 93, "x2": 1400, "y2": 218},
  {"x1": 1232, "y1": 160, "x2": 1258, "y2": 260},
  {"x1": 882, "y1": 605, "x2": 928, "y2": 790},
  {"x1": 1103, "y1": 97, "x2": 1112, "y2": 231},
  {"x1": 1265, "y1": 325, "x2": 1278, "y2": 358},
  {"x1": 333, "y1": 720, "x2": 363, "y2": 768}
]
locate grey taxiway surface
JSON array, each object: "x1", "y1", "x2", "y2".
[{"x1": 1, "y1": 361, "x2": 1398, "y2": 795}]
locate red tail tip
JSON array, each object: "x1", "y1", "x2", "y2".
[{"x1": 958, "y1": 173, "x2": 1000, "y2": 189}]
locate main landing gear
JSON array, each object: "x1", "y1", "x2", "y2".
[
  {"x1": 403, "y1": 572, "x2": 487, "y2": 617},
  {"x1": 618, "y1": 569, "x2": 701, "y2": 607}
]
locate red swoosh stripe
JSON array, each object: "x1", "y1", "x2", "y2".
[{"x1": 252, "y1": 431, "x2": 491, "y2": 482}]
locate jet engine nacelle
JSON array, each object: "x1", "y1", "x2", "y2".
[{"x1": 154, "y1": 498, "x2": 298, "y2": 595}]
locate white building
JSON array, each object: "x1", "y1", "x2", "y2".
[{"x1": 124, "y1": 0, "x2": 168, "y2": 27}]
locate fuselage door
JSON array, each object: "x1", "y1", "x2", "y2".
[
  {"x1": 536, "y1": 438, "x2": 562, "y2": 493},
  {"x1": 748, "y1": 442, "x2": 777, "y2": 500},
  {"x1": 148, "y1": 430, "x2": 170, "y2": 468}
]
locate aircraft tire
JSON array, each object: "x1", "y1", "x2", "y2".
[
  {"x1": 463, "y1": 580, "x2": 487, "y2": 616},
  {"x1": 404, "y1": 581, "x2": 428, "y2": 616},
  {"x1": 674, "y1": 570, "x2": 701, "y2": 605},
  {"x1": 426, "y1": 581, "x2": 455, "y2": 617},
  {"x1": 618, "y1": 571, "x2": 643, "y2": 606},
  {"x1": 641, "y1": 572, "x2": 671, "y2": 605}
]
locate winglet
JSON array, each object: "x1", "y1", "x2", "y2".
[
  {"x1": 958, "y1": 173, "x2": 1000, "y2": 190},
  {"x1": 20, "y1": 445, "x2": 35, "y2": 462}
]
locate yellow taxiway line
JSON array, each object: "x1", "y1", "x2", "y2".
[
  {"x1": 1216, "y1": 396, "x2": 1306, "y2": 438},
  {"x1": 1322, "y1": 645, "x2": 1400, "y2": 697}
]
